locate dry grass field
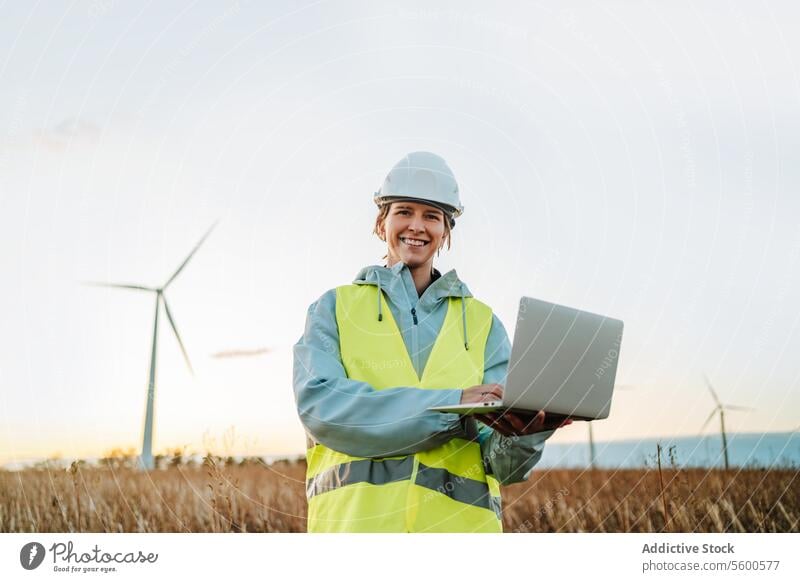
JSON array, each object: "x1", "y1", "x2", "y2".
[{"x1": 1, "y1": 455, "x2": 797, "y2": 533}]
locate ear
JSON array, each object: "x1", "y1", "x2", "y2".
[{"x1": 375, "y1": 216, "x2": 385, "y2": 241}]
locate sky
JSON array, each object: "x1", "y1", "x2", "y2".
[{"x1": 1, "y1": 0, "x2": 799, "y2": 466}]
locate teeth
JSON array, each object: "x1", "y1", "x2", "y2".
[{"x1": 401, "y1": 238, "x2": 427, "y2": 247}]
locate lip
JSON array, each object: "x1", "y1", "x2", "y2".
[{"x1": 399, "y1": 236, "x2": 430, "y2": 248}]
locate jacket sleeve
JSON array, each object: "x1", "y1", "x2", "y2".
[
  {"x1": 477, "y1": 313, "x2": 555, "y2": 485},
  {"x1": 293, "y1": 289, "x2": 468, "y2": 458}
]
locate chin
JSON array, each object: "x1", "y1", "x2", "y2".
[
  {"x1": 400, "y1": 254, "x2": 433, "y2": 268},
  {"x1": 389, "y1": 239, "x2": 438, "y2": 266}
]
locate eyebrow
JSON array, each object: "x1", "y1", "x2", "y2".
[{"x1": 394, "y1": 205, "x2": 443, "y2": 215}]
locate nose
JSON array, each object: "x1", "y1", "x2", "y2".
[{"x1": 408, "y1": 213, "x2": 425, "y2": 232}]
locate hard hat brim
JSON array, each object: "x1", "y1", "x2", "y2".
[{"x1": 374, "y1": 195, "x2": 462, "y2": 218}]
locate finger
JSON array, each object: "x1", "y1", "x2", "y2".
[
  {"x1": 483, "y1": 413, "x2": 516, "y2": 436},
  {"x1": 496, "y1": 415, "x2": 520, "y2": 436},
  {"x1": 493, "y1": 422, "x2": 516, "y2": 437},
  {"x1": 531, "y1": 410, "x2": 546, "y2": 425},
  {"x1": 485, "y1": 385, "x2": 503, "y2": 400},
  {"x1": 522, "y1": 410, "x2": 546, "y2": 432},
  {"x1": 503, "y1": 409, "x2": 541, "y2": 423},
  {"x1": 506, "y1": 410, "x2": 544, "y2": 435},
  {"x1": 477, "y1": 391, "x2": 494, "y2": 402},
  {"x1": 498, "y1": 410, "x2": 532, "y2": 434},
  {"x1": 493, "y1": 411, "x2": 524, "y2": 433},
  {"x1": 490, "y1": 384, "x2": 504, "y2": 397},
  {"x1": 504, "y1": 412, "x2": 530, "y2": 433}
]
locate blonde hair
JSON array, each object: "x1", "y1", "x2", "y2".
[{"x1": 373, "y1": 202, "x2": 452, "y2": 259}]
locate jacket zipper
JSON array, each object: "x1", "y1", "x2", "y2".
[{"x1": 399, "y1": 271, "x2": 420, "y2": 376}]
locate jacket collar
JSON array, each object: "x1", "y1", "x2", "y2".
[
  {"x1": 351, "y1": 262, "x2": 474, "y2": 350},
  {"x1": 353, "y1": 262, "x2": 472, "y2": 306}
]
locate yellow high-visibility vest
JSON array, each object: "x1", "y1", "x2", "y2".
[{"x1": 304, "y1": 284, "x2": 503, "y2": 532}]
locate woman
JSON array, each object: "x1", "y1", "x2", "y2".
[{"x1": 293, "y1": 151, "x2": 572, "y2": 533}]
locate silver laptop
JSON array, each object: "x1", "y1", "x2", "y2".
[{"x1": 429, "y1": 296, "x2": 624, "y2": 420}]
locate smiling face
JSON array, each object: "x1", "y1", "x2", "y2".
[{"x1": 376, "y1": 200, "x2": 450, "y2": 269}]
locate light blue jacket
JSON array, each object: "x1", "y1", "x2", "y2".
[{"x1": 292, "y1": 261, "x2": 554, "y2": 485}]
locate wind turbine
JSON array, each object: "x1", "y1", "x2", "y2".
[
  {"x1": 87, "y1": 223, "x2": 217, "y2": 470},
  {"x1": 700, "y1": 374, "x2": 753, "y2": 470},
  {"x1": 586, "y1": 383, "x2": 634, "y2": 469},
  {"x1": 587, "y1": 422, "x2": 597, "y2": 469}
]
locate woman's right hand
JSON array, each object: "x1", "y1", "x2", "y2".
[{"x1": 460, "y1": 383, "x2": 504, "y2": 404}]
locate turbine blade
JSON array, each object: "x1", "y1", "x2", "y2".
[
  {"x1": 703, "y1": 373, "x2": 722, "y2": 406},
  {"x1": 700, "y1": 408, "x2": 718, "y2": 433},
  {"x1": 83, "y1": 281, "x2": 155, "y2": 292},
  {"x1": 723, "y1": 405, "x2": 754, "y2": 412},
  {"x1": 161, "y1": 296, "x2": 193, "y2": 375},
  {"x1": 163, "y1": 221, "x2": 218, "y2": 288}
]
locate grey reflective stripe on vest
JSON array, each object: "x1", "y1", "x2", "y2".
[
  {"x1": 306, "y1": 457, "x2": 414, "y2": 499},
  {"x1": 490, "y1": 496, "x2": 502, "y2": 520},
  {"x1": 307, "y1": 458, "x2": 503, "y2": 520},
  {"x1": 414, "y1": 462, "x2": 502, "y2": 519}
]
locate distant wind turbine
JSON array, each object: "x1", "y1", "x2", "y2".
[
  {"x1": 87, "y1": 223, "x2": 217, "y2": 470},
  {"x1": 700, "y1": 374, "x2": 754, "y2": 470},
  {"x1": 587, "y1": 383, "x2": 634, "y2": 469}
]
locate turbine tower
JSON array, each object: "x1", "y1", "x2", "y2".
[
  {"x1": 587, "y1": 423, "x2": 597, "y2": 469},
  {"x1": 88, "y1": 223, "x2": 216, "y2": 470},
  {"x1": 700, "y1": 374, "x2": 753, "y2": 470},
  {"x1": 587, "y1": 384, "x2": 634, "y2": 469}
]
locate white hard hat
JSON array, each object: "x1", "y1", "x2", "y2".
[{"x1": 374, "y1": 152, "x2": 464, "y2": 226}]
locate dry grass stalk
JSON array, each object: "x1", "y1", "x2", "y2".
[{"x1": 1, "y1": 461, "x2": 797, "y2": 533}]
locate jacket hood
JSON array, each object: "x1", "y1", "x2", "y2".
[{"x1": 352, "y1": 262, "x2": 475, "y2": 350}]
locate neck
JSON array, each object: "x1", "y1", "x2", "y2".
[{"x1": 387, "y1": 256, "x2": 435, "y2": 297}]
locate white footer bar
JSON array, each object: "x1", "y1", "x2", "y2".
[{"x1": 2, "y1": 533, "x2": 798, "y2": 581}]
